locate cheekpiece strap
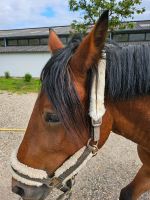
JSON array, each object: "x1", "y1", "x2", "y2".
[
  {"x1": 92, "y1": 118, "x2": 102, "y2": 142},
  {"x1": 89, "y1": 53, "x2": 106, "y2": 143}
]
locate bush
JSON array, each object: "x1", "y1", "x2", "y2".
[
  {"x1": 4, "y1": 71, "x2": 10, "y2": 79},
  {"x1": 24, "y1": 73, "x2": 32, "y2": 82}
]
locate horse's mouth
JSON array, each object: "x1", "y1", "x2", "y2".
[{"x1": 12, "y1": 178, "x2": 50, "y2": 200}]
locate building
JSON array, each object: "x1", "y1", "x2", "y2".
[
  {"x1": 111, "y1": 20, "x2": 150, "y2": 45},
  {"x1": 0, "y1": 26, "x2": 71, "y2": 77},
  {"x1": 0, "y1": 20, "x2": 150, "y2": 77}
]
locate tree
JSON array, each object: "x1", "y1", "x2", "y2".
[{"x1": 68, "y1": 0, "x2": 145, "y2": 34}]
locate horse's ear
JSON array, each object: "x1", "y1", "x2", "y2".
[
  {"x1": 48, "y1": 30, "x2": 64, "y2": 53},
  {"x1": 70, "y1": 10, "x2": 109, "y2": 74}
]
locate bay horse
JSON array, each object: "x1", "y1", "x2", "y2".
[{"x1": 11, "y1": 10, "x2": 150, "y2": 200}]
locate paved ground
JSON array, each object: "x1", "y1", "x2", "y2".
[{"x1": 0, "y1": 92, "x2": 149, "y2": 200}]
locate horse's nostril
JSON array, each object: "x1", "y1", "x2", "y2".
[{"x1": 12, "y1": 186, "x2": 25, "y2": 197}]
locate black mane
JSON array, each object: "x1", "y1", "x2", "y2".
[
  {"x1": 105, "y1": 44, "x2": 150, "y2": 100},
  {"x1": 41, "y1": 38, "x2": 150, "y2": 132},
  {"x1": 40, "y1": 37, "x2": 89, "y2": 133}
]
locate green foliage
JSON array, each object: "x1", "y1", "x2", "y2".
[
  {"x1": 4, "y1": 71, "x2": 10, "y2": 79},
  {"x1": 68, "y1": 0, "x2": 145, "y2": 33},
  {"x1": 24, "y1": 73, "x2": 32, "y2": 82},
  {"x1": 0, "y1": 77, "x2": 40, "y2": 93}
]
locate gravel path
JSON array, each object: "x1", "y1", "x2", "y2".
[{"x1": 0, "y1": 92, "x2": 149, "y2": 200}]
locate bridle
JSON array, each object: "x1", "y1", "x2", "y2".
[{"x1": 11, "y1": 55, "x2": 106, "y2": 200}]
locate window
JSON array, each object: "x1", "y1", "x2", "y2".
[
  {"x1": 0, "y1": 39, "x2": 5, "y2": 46},
  {"x1": 107, "y1": 33, "x2": 112, "y2": 39},
  {"x1": 18, "y1": 39, "x2": 28, "y2": 46},
  {"x1": 29, "y1": 38, "x2": 40, "y2": 45},
  {"x1": 113, "y1": 34, "x2": 128, "y2": 42},
  {"x1": 67, "y1": 35, "x2": 74, "y2": 43},
  {"x1": 129, "y1": 33, "x2": 145, "y2": 41},
  {"x1": 146, "y1": 33, "x2": 150, "y2": 41},
  {"x1": 59, "y1": 36, "x2": 67, "y2": 45},
  {"x1": 40, "y1": 38, "x2": 48, "y2": 45},
  {"x1": 7, "y1": 39, "x2": 18, "y2": 46}
]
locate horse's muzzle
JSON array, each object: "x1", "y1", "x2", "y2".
[{"x1": 12, "y1": 178, "x2": 49, "y2": 200}]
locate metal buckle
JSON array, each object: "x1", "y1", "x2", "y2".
[
  {"x1": 45, "y1": 177, "x2": 62, "y2": 188},
  {"x1": 87, "y1": 138, "x2": 99, "y2": 156}
]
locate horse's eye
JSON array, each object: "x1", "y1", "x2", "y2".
[{"x1": 44, "y1": 113, "x2": 60, "y2": 123}]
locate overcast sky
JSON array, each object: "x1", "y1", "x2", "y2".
[{"x1": 0, "y1": 0, "x2": 149, "y2": 30}]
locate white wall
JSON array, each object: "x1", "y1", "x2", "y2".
[{"x1": 0, "y1": 52, "x2": 51, "y2": 77}]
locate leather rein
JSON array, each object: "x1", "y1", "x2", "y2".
[{"x1": 11, "y1": 56, "x2": 106, "y2": 200}]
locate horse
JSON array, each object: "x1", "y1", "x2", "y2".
[{"x1": 11, "y1": 10, "x2": 150, "y2": 200}]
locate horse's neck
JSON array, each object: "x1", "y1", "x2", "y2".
[{"x1": 107, "y1": 96, "x2": 150, "y2": 150}]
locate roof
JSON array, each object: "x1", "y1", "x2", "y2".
[
  {"x1": 53, "y1": 26, "x2": 72, "y2": 35},
  {"x1": 0, "y1": 20, "x2": 150, "y2": 39},
  {"x1": 0, "y1": 45, "x2": 49, "y2": 53},
  {"x1": 113, "y1": 20, "x2": 150, "y2": 34},
  {"x1": 134, "y1": 20, "x2": 150, "y2": 30},
  {"x1": 0, "y1": 20, "x2": 149, "y2": 53},
  {"x1": 0, "y1": 26, "x2": 71, "y2": 38},
  {"x1": 120, "y1": 41, "x2": 150, "y2": 46}
]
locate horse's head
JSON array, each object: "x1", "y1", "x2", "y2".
[{"x1": 11, "y1": 11, "x2": 111, "y2": 200}]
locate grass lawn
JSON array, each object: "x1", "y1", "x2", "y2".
[{"x1": 0, "y1": 77, "x2": 41, "y2": 93}]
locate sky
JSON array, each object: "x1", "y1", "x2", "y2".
[{"x1": 0, "y1": 0, "x2": 149, "y2": 30}]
